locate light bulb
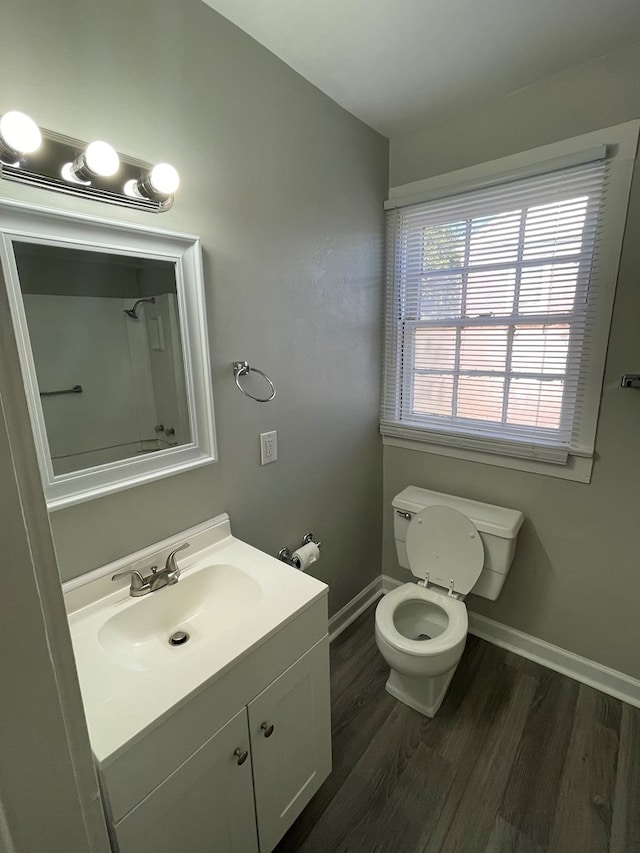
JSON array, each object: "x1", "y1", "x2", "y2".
[
  {"x1": 123, "y1": 178, "x2": 141, "y2": 198},
  {"x1": 149, "y1": 163, "x2": 180, "y2": 196},
  {"x1": 0, "y1": 111, "x2": 42, "y2": 156},
  {"x1": 84, "y1": 141, "x2": 119, "y2": 177},
  {"x1": 127, "y1": 166, "x2": 179, "y2": 202},
  {"x1": 60, "y1": 161, "x2": 90, "y2": 185},
  {"x1": 63, "y1": 140, "x2": 120, "y2": 184}
]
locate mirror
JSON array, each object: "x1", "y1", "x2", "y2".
[
  {"x1": 0, "y1": 200, "x2": 216, "y2": 509},
  {"x1": 16, "y1": 244, "x2": 191, "y2": 475}
]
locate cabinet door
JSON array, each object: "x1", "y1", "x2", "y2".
[
  {"x1": 249, "y1": 636, "x2": 331, "y2": 853},
  {"x1": 115, "y1": 707, "x2": 258, "y2": 853}
]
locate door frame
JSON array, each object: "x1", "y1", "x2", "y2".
[{"x1": 0, "y1": 261, "x2": 111, "y2": 852}]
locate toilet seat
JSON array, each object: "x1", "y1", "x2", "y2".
[
  {"x1": 375, "y1": 583, "x2": 467, "y2": 656},
  {"x1": 405, "y1": 505, "x2": 484, "y2": 595}
]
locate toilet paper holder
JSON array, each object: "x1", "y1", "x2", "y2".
[{"x1": 277, "y1": 532, "x2": 322, "y2": 568}]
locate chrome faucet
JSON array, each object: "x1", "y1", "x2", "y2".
[{"x1": 111, "y1": 543, "x2": 190, "y2": 597}]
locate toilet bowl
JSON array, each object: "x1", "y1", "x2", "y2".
[
  {"x1": 375, "y1": 582, "x2": 468, "y2": 716},
  {"x1": 375, "y1": 487, "x2": 524, "y2": 718},
  {"x1": 375, "y1": 583, "x2": 467, "y2": 677}
]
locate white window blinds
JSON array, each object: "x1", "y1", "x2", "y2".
[{"x1": 381, "y1": 157, "x2": 608, "y2": 463}]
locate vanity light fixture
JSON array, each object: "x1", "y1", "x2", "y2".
[
  {"x1": 0, "y1": 111, "x2": 42, "y2": 164},
  {"x1": 0, "y1": 109, "x2": 178, "y2": 212}
]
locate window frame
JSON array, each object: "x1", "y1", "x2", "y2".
[{"x1": 382, "y1": 122, "x2": 639, "y2": 483}]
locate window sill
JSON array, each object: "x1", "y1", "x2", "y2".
[{"x1": 381, "y1": 434, "x2": 593, "y2": 483}]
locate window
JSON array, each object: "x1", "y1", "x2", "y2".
[{"x1": 381, "y1": 124, "x2": 639, "y2": 482}]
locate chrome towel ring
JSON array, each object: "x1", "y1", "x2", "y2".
[{"x1": 233, "y1": 361, "x2": 276, "y2": 403}]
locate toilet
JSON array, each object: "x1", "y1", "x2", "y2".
[{"x1": 375, "y1": 486, "x2": 523, "y2": 718}]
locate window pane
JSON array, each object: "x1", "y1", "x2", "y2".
[
  {"x1": 414, "y1": 327, "x2": 457, "y2": 371},
  {"x1": 466, "y1": 268, "x2": 516, "y2": 317},
  {"x1": 507, "y1": 379, "x2": 564, "y2": 428},
  {"x1": 460, "y1": 326, "x2": 509, "y2": 371},
  {"x1": 421, "y1": 222, "x2": 466, "y2": 271},
  {"x1": 419, "y1": 274, "x2": 463, "y2": 320},
  {"x1": 412, "y1": 374, "x2": 453, "y2": 417},
  {"x1": 469, "y1": 210, "x2": 521, "y2": 266},
  {"x1": 457, "y1": 376, "x2": 505, "y2": 422},
  {"x1": 511, "y1": 325, "x2": 570, "y2": 375},
  {"x1": 523, "y1": 198, "x2": 587, "y2": 260},
  {"x1": 518, "y1": 262, "x2": 579, "y2": 315}
]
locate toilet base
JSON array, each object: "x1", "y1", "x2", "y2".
[{"x1": 385, "y1": 664, "x2": 459, "y2": 718}]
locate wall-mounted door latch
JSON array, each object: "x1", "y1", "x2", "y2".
[{"x1": 621, "y1": 374, "x2": 640, "y2": 389}]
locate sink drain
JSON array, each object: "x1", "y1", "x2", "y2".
[{"x1": 168, "y1": 630, "x2": 190, "y2": 646}]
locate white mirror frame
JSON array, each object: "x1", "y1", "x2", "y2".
[{"x1": 0, "y1": 199, "x2": 217, "y2": 510}]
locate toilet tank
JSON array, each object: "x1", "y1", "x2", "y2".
[{"x1": 393, "y1": 486, "x2": 524, "y2": 601}]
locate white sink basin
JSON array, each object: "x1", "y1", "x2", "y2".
[
  {"x1": 64, "y1": 514, "x2": 327, "y2": 764},
  {"x1": 97, "y1": 563, "x2": 263, "y2": 671}
]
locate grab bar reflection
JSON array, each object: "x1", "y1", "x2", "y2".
[{"x1": 40, "y1": 384, "x2": 83, "y2": 397}]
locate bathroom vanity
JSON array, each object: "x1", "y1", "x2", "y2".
[{"x1": 63, "y1": 514, "x2": 331, "y2": 853}]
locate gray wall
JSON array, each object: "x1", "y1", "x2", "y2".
[
  {"x1": 0, "y1": 0, "x2": 388, "y2": 616},
  {"x1": 386, "y1": 42, "x2": 640, "y2": 679}
]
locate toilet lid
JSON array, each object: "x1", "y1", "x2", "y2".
[{"x1": 405, "y1": 505, "x2": 484, "y2": 595}]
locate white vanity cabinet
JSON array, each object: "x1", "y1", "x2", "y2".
[
  {"x1": 65, "y1": 517, "x2": 332, "y2": 853},
  {"x1": 249, "y1": 637, "x2": 332, "y2": 853},
  {"x1": 114, "y1": 707, "x2": 259, "y2": 853},
  {"x1": 101, "y1": 604, "x2": 331, "y2": 853}
]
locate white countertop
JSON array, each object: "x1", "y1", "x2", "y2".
[{"x1": 65, "y1": 515, "x2": 328, "y2": 764}]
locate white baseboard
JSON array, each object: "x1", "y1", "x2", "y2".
[
  {"x1": 328, "y1": 576, "x2": 383, "y2": 642},
  {"x1": 467, "y1": 611, "x2": 640, "y2": 709},
  {"x1": 381, "y1": 574, "x2": 402, "y2": 593},
  {"x1": 353, "y1": 575, "x2": 640, "y2": 709}
]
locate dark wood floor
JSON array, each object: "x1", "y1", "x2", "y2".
[{"x1": 274, "y1": 605, "x2": 640, "y2": 853}]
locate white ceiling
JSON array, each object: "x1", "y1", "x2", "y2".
[{"x1": 202, "y1": 0, "x2": 640, "y2": 137}]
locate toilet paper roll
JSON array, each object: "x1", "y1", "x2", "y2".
[{"x1": 291, "y1": 542, "x2": 320, "y2": 572}]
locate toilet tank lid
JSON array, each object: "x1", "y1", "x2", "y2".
[{"x1": 393, "y1": 486, "x2": 524, "y2": 539}]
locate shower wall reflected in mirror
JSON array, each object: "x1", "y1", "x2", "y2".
[{"x1": 14, "y1": 243, "x2": 191, "y2": 475}]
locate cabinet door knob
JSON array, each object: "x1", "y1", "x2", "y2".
[
  {"x1": 234, "y1": 747, "x2": 249, "y2": 766},
  {"x1": 260, "y1": 721, "x2": 275, "y2": 738}
]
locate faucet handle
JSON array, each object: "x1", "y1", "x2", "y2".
[
  {"x1": 111, "y1": 569, "x2": 147, "y2": 592},
  {"x1": 165, "y1": 542, "x2": 190, "y2": 580}
]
